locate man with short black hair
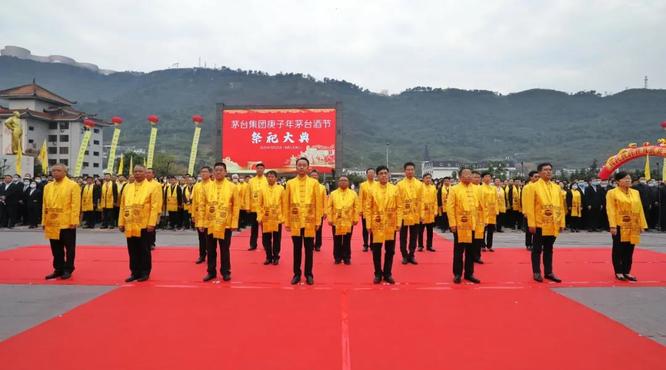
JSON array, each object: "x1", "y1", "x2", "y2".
[
  {"x1": 192, "y1": 166, "x2": 212, "y2": 264},
  {"x1": 247, "y1": 163, "x2": 268, "y2": 250},
  {"x1": 521, "y1": 171, "x2": 540, "y2": 250},
  {"x1": 447, "y1": 168, "x2": 481, "y2": 284},
  {"x1": 397, "y1": 162, "x2": 423, "y2": 265},
  {"x1": 310, "y1": 169, "x2": 327, "y2": 252},
  {"x1": 358, "y1": 168, "x2": 378, "y2": 252}
]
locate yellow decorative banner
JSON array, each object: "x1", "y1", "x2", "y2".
[
  {"x1": 117, "y1": 153, "x2": 124, "y2": 175},
  {"x1": 188, "y1": 126, "x2": 201, "y2": 176},
  {"x1": 74, "y1": 129, "x2": 93, "y2": 177},
  {"x1": 129, "y1": 155, "x2": 134, "y2": 175},
  {"x1": 146, "y1": 126, "x2": 158, "y2": 168},
  {"x1": 38, "y1": 140, "x2": 48, "y2": 174},
  {"x1": 105, "y1": 127, "x2": 121, "y2": 173}
]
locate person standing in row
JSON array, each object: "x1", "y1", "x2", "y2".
[
  {"x1": 115, "y1": 175, "x2": 128, "y2": 227},
  {"x1": 418, "y1": 173, "x2": 437, "y2": 252},
  {"x1": 237, "y1": 175, "x2": 250, "y2": 229},
  {"x1": 523, "y1": 163, "x2": 565, "y2": 283},
  {"x1": 366, "y1": 165, "x2": 402, "y2": 284},
  {"x1": 327, "y1": 176, "x2": 359, "y2": 265},
  {"x1": 118, "y1": 165, "x2": 162, "y2": 282},
  {"x1": 438, "y1": 177, "x2": 452, "y2": 232},
  {"x1": 81, "y1": 176, "x2": 98, "y2": 228},
  {"x1": 397, "y1": 162, "x2": 422, "y2": 265},
  {"x1": 258, "y1": 170, "x2": 284, "y2": 265},
  {"x1": 201, "y1": 162, "x2": 240, "y2": 282},
  {"x1": 471, "y1": 171, "x2": 485, "y2": 263},
  {"x1": 358, "y1": 168, "x2": 378, "y2": 252},
  {"x1": 481, "y1": 172, "x2": 499, "y2": 252},
  {"x1": 566, "y1": 183, "x2": 583, "y2": 232},
  {"x1": 446, "y1": 168, "x2": 481, "y2": 284},
  {"x1": 100, "y1": 173, "x2": 118, "y2": 229},
  {"x1": 43, "y1": 164, "x2": 80, "y2": 280},
  {"x1": 283, "y1": 157, "x2": 323, "y2": 285},
  {"x1": 310, "y1": 169, "x2": 327, "y2": 252},
  {"x1": 521, "y1": 171, "x2": 539, "y2": 250},
  {"x1": 494, "y1": 178, "x2": 506, "y2": 232},
  {"x1": 145, "y1": 168, "x2": 162, "y2": 251},
  {"x1": 247, "y1": 163, "x2": 268, "y2": 250},
  {"x1": 191, "y1": 166, "x2": 212, "y2": 264},
  {"x1": 165, "y1": 176, "x2": 183, "y2": 230},
  {"x1": 606, "y1": 172, "x2": 647, "y2": 281}
]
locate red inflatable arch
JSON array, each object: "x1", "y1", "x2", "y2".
[{"x1": 598, "y1": 140, "x2": 666, "y2": 180}]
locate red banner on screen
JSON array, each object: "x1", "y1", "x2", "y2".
[{"x1": 222, "y1": 108, "x2": 336, "y2": 173}]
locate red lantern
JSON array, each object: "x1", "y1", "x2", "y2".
[
  {"x1": 111, "y1": 116, "x2": 123, "y2": 125},
  {"x1": 148, "y1": 114, "x2": 159, "y2": 124},
  {"x1": 192, "y1": 114, "x2": 204, "y2": 124},
  {"x1": 643, "y1": 141, "x2": 651, "y2": 147},
  {"x1": 661, "y1": 121, "x2": 666, "y2": 129},
  {"x1": 83, "y1": 118, "x2": 96, "y2": 129}
]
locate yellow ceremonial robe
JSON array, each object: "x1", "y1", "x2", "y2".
[
  {"x1": 570, "y1": 189, "x2": 582, "y2": 217},
  {"x1": 512, "y1": 185, "x2": 522, "y2": 213},
  {"x1": 396, "y1": 177, "x2": 423, "y2": 226},
  {"x1": 165, "y1": 184, "x2": 180, "y2": 212},
  {"x1": 481, "y1": 184, "x2": 499, "y2": 225},
  {"x1": 81, "y1": 184, "x2": 95, "y2": 212},
  {"x1": 440, "y1": 186, "x2": 451, "y2": 214},
  {"x1": 42, "y1": 177, "x2": 81, "y2": 240},
  {"x1": 238, "y1": 182, "x2": 250, "y2": 211},
  {"x1": 118, "y1": 180, "x2": 162, "y2": 238},
  {"x1": 282, "y1": 175, "x2": 324, "y2": 238},
  {"x1": 202, "y1": 179, "x2": 240, "y2": 239},
  {"x1": 191, "y1": 180, "x2": 211, "y2": 228},
  {"x1": 147, "y1": 179, "x2": 163, "y2": 218},
  {"x1": 327, "y1": 188, "x2": 359, "y2": 235},
  {"x1": 183, "y1": 185, "x2": 193, "y2": 213},
  {"x1": 100, "y1": 181, "x2": 115, "y2": 209},
  {"x1": 257, "y1": 183, "x2": 284, "y2": 233},
  {"x1": 421, "y1": 183, "x2": 438, "y2": 224},
  {"x1": 248, "y1": 175, "x2": 268, "y2": 213},
  {"x1": 446, "y1": 183, "x2": 480, "y2": 244},
  {"x1": 522, "y1": 179, "x2": 565, "y2": 237},
  {"x1": 606, "y1": 188, "x2": 647, "y2": 245},
  {"x1": 497, "y1": 186, "x2": 507, "y2": 214},
  {"x1": 365, "y1": 183, "x2": 402, "y2": 243},
  {"x1": 358, "y1": 180, "x2": 378, "y2": 219},
  {"x1": 473, "y1": 184, "x2": 486, "y2": 239}
]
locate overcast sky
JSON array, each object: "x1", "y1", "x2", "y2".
[{"x1": 1, "y1": 0, "x2": 664, "y2": 94}]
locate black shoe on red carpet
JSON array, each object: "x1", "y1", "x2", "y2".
[
  {"x1": 383, "y1": 276, "x2": 395, "y2": 285},
  {"x1": 373, "y1": 275, "x2": 382, "y2": 284},
  {"x1": 291, "y1": 275, "x2": 301, "y2": 285},
  {"x1": 544, "y1": 274, "x2": 561, "y2": 283},
  {"x1": 61, "y1": 271, "x2": 72, "y2": 280},
  {"x1": 464, "y1": 276, "x2": 480, "y2": 284},
  {"x1": 453, "y1": 275, "x2": 462, "y2": 284},
  {"x1": 203, "y1": 273, "x2": 216, "y2": 282},
  {"x1": 306, "y1": 276, "x2": 314, "y2": 285},
  {"x1": 136, "y1": 275, "x2": 149, "y2": 282},
  {"x1": 222, "y1": 274, "x2": 231, "y2": 281},
  {"x1": 45, "y1": 271, "x2": 62, "y2": 280},
  {"x1": 533, "y1": 273, "x2": 543, "y2": 282}
]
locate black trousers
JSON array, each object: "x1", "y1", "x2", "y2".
[
  {"x1": 102, "y1": 208, "x2": 115, "y2": 227},
  {"x1": 587, "y1": 208, "x2": 602, "y2": 230},
  {"x1": 505, "y1": 210, "x2": 517, "y2": 229},
  {"x1": 168, "y1": 211, "x2": 181, "y2": 229},
  {"x1": 611, "y1": 227, "x2": 635, "y2": 274},
  {"x1": 495, "y1": 214, "x2": 503, "y2": 232},
  {"x1": 126, "y1": 229, "x2": 151, "y2": 278},
  {"x1": 484, "y1": 224, "x2": 495, "y2": 248},
  {"x1": 399, "y1": 223, "x2": 419, "y2": 258},
  {"x1": 525, "y1": 218, "x2": 533, "y2": 247},
  {"x1": 262, "y1": 225, "x2": 282, "y2": 260},
  {"x1": 418, "y1": 222, "x2": 434, "y2": 249},
  {"x1": 83, "y1": 211, "x2": 95, "y2": 228},
  {"x1": 292, "y1": 228, "x2": 314, "y2": 277},
  {"x1": 361, "y1": 217, "x2": 372, "y2": 247},
  {"x1": 206, "y1": 230, "x2": 232, "y2": 275},
  {"x1": 315, "y1": 218, "x2": 324, "y2": 249},
  {"x1": 452, "y1": 232, "x2": 474, "y2": 278},
  {"x1": 248, "y1": 212, "x2": 259, "y2": 248},
  {"x1": 27, "y1": 205, "x2": 41, "y2": 227},
  {"x1": 49, "y1": 228, "x2": 76, "y2": 273},
  {"x1": 182, "y1": 211, "x2": 191, "y2": 229},
  {"x1": 371, "y1": 240, "x2": 395, "y2": 278},
  {"x1": 197, "y1": 228, "x2": 208, "y2": 259},
  {"x1": 114, "y1": 207, "x2": 120, "y2": 226},
  {"x1": 473, "y1": 236, "x2": 483, "y2": 261},
  {"x1": 332, "y1": 226, "x2": 353, "y2": 262},
  {"x1": 440, "y1": 213, "x2": 450, "y2": 232},
  {"x1": 532, "y1": 228, "x2": 556, "y2": 274}
]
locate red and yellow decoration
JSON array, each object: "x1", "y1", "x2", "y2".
[
  {"x1": 598, "y1": 123, "x2": 666, "y2": 180},
  {"x1": 74, "y1": 118, "x2": 96, "y2": 177},
  {"x1": 146, "y1": 114, "x2": 159, "y2": 168},
  {"x1": 105, "y1": 116, "x2": 123, "y2": 174},
  {"x1": 188, "y1": 114, "x2": 203, "y2": 176}
]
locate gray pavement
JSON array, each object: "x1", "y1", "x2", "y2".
[
  {"x1": 555, "y1": 287, "x2": 666, "y2": 345},
  {"x1": 0, "y1": 284, "x2": 115, "y2": 341}
]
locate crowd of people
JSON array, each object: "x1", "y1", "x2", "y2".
[{"x1": 2, "y1": 159, "x2": 663, "y2": 284}]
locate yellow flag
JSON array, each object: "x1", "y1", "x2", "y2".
[
  {"x1": 129, "y1": 155, "x2": 134, "y2": 175},
  {"x1": 38, "y1": 140, "x2": 48, "y2": 174},
  {"x1": 117, "y1": 154, "x2": 124, "y2": 175},
  {"x1": 644, "y1": 155, "x2": 651, "y2": 180}
]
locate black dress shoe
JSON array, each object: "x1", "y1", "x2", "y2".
[
  {"x1": 136, "y1": 275, "x2": 149, "y2": 282},
  {"x1": 248, "y1": 246, "x2": 257, "y2": 251},
  {"x1": 615, "y1": 273, "x2": 626, "y2": 281},
  {"x1": 464, "y1": 276, "x2": 481, "y2": 284},
  {"x1": 314, "y1": 247, "x2": 321, "y2": 252},
  {"x1": 487, "y1": 248, "x2": 495, "y2": 252},
  {"x1": 408, "y1": 257, "x2": 418, "y2": 265},
  {"x1": 272, "y1": 258, "x2": 279, "y2": 265},
  {"x1": 343, "y1": 260, "x2": 351, "y2": 265},
  {"x1": 401, "y1": 257, "x2": 408, "y2": 265},
  {"x1": 203, "y1": 273, "x2": 216, "y2": 282},
  {"x1": 60, "y1": 271, "x2": 72, "y2": 280},
  {"x1": 533, "y1": 273, "x2": 544, "y2": 282},
  {"x1": 373, "y1": 275, "x2": 382, "y2": 284},
  {"x1": 474, "y1": 259, "x2": 484, "y2": 264},
  {"x1": 45, "y1": 272, "x2": 62, "y2": 280},
  {"x1": 383, "y1": 276, "x2": 395, "y2": 284},
  {"x1": 291, "y1": 275, "x2": 301, "y2": 285},
  {"x1": 362, "y1": 246, "x2": 369, "y2": 252},
  {"x1": 263, "y1": 259, "x2": 272, "y2": 265},
  {"x1": 195, "y1": 257, "x2": 205, "y2": 264},
  {"x1": 426, "y1": 248, "x2": 436, "y2": 252},
  {"x1": 544, "y1": 274, "x2": 562, "y2": 283},
  {"x1": 624, "y1": 274, "x2": 637, "y2": 281},
  {"x1": 334, "y1": 260, "x2": 342, "y2": 265},
  {"x1": 417, "y1": 247, "x2": 424, "y2": 252},
  {"x1": 453, "y1": 275, "x2": 462, "y2": 284},
  {"x1": 124, "y1": 275, "x2": 137, "y2": 283},
  {"x1": 305, "y1": 276, "x2": 314, "y2": 285},
  {"x1": 222, "y1": 274, "x2": 231, "y2": 281}
]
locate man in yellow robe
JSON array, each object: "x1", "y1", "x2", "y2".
[
  {"x1": 365, "y1": 165, "x2": 402, "y2": 284},
  {"x1": 327, "y1": 175, "x2": 359, "y2": 265},
  {"x1": 446, "y1": 168, "x2": 481, "y2": 284},
  {"x1": 283, "y1": 157, "x2": 323, "y2": 285},
  {"x1": 100, "y1": 173, "x2": 118, "y2": 229},
  {"x1": 481, "y1": 172, "x2": 499, "y2": 252},
  {"x1": 118, "y1": 165, "x2": 162, "y2": 282},
  {"x1": 471, "y1": 171, "x2": 486, "y2": 264},
  {"x1": 418, "y1": 173, "x2": 437, "y2": 252},
  {"x1": 80, "y1": 176, "x2": 99, "y2": 229},
  {"x1": 191, "y1": 166, "x2": 212, "y2": 264},
  {"x1": 438, "y1": 177, "x2": 452, "y2": 232},
  {"x1": 494, "y1": 178, "x2": 506, "y2": 232},
  {"x1": 114, "y1": 175, "x2": 127, "y2": 228},
  {"x1": 165, "y1": 176, "x2": 183, "y2": 230},
  {"x1": 566, "y1": 183, "x2": 583, "y2": 232},
  {"x1": 201, "y1": 162, "x2": 240, "y2": 282},
  {"x1": 247, "y1": 163, "x2": 268, "y2": 251},
  {"x1": 145, "y1": 168, "x2": 162, "y2": 252},
  {"x1": 310, "y1": 169, "x2": 328, "y2": 252},
  {"x1": 42, "y1": 164, "x2": 80, "y2": 280},
  {"x1": 257, "y1": 170, "x2": 284, "y2": 265},
  {"x1": 237, "y1": 175, "x2": 250, "y2": 229},
  {"x1": 523, "y1": 163, "x2": 565, "y2": 283},
  {"x1": 358, "y1": 168, "x2": 378, "y2": 252},
  {"x1": 521, "y1": 171, "x2": 540, "y2": 250},
  {"x1": 397, "y1": 162, "x2": 423, "y2": 265}
]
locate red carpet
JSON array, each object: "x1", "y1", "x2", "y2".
[{"x1": 1, "y1": 226, "x2": 665, "y2": 369}]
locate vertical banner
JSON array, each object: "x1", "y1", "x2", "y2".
[
  {"x1": 129, "y1": 155, "x2": 134, "y2": 175},
  {"x1": 74, "y1": 119, "x2": 95, "y2": 177},
  {"x1": 38, "y1": 140, "x2": 48, "y2": 174},
  {"x1": 105, "y1": 116, "x2": 123, "y2": 173},
  {"x1": 644, "y1": 155, "x2": 651, "y2": 180},
  {"x1": 188, "y1": 114, "x2": 204, "y2": 175},
  {"x1": 117, "y1": 153, "x2": 124, "y2": 175},
  {"x1": 146, "y1": 115, "x2": 159, "y2": 168}
]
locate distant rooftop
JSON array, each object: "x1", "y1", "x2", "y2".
[
  {"x1": 0, "y1": 82, "x2": 75, "y2": 106},
  {"x1": 0, "y1": 45, "x2": 116, "y2": 75}
]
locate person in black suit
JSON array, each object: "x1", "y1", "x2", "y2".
[
  {"x1": 26, "y1": 180, "x2": 42, "y2": 228},
  {"x1": 0, "y1": 175, "x2": 23, "y2": 228},
  {"x1": 632, "y1": 178, "x2": 651, "y2": 229},
  {"x1": 583, "y1": 178, "x2": 604, "y2": 231}
]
